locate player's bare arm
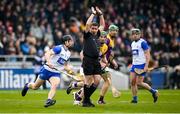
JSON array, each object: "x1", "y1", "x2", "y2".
[
  {"x1": 144, "y1": 49, "x2": 150, "y2": 72},
  {"x1": 109, "y1": 52, "x2": 118, "y2": 69},
  {"x1": 111, "y1": 59, "x2": 118, "y2": 69},
  {"x1": 44, "y1": 49, "x2": 55, "y2": 68}
]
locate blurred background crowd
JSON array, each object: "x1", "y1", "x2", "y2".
[{"x1": 0, "y1": 0, "x2": 179, "y2": 88}]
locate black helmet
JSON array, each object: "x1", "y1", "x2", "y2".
[{"x1": 61, "y1": 35, "x2": 73, "y2": 44}]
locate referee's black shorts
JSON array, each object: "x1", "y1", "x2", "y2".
[{"x1": 82, "y1": 56, "x2": 101, "y2": 75}]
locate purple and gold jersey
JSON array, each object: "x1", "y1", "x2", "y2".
[
  {"x1": 99, "y1": 38, "x2": 112, "y2": 61},
  {"x1": 106, "y1": 34, "x2": 115, "y2": 61},
  {"x1": 107, "y1": 34, "x2": 115, "y2": 49},
  {"x1": 99, "y1": 43, "x2": 108, "y2": 57}
]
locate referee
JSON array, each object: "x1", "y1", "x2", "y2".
[{"x1": 82, "y1": 6, "x2": 105, "y2": 107}]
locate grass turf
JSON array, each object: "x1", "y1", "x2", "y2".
[{"x1": 0, "y1": 89, "x2": 180, "y2": 113}]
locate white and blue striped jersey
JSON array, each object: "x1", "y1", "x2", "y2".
[
  {"x1": 44, "y1": 45, "x2": 71, "y2": 73},
  {"x1": 131, "y1": 38, "x2": 149, "y2": 65}
]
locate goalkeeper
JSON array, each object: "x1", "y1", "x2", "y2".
[{"x1": 130, "y1": 28, "x2": 158, "y2": 103}]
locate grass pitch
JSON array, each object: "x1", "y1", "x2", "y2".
[{"x1": 0, "y1": 89, "x2": 180, "y2": 113}]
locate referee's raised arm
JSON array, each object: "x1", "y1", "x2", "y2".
[
  {"x1": 95, "y1": 6, "x2": 105, "y2": 31},
  {"x1": 85, "y1": 7, "x2": 105, "y2": 33},
  {"x1": 85, "y1": 7, "x2": 96, "y2": 33}
]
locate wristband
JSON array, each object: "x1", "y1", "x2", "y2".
[{"x1": 98, "y1": 13, "x2": 103, "y2": 16}]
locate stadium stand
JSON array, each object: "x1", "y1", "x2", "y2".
[{"x1": 0, "y1": 0, "x2": 179, "y2": 89}]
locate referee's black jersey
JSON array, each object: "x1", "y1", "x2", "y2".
[{"x1": 83, "y1": 30, "x2": 101, "y2": 59}]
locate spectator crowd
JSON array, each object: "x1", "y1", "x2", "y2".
[{"x1": 0, "y1": 0, "x2": 179, "y2": 68}]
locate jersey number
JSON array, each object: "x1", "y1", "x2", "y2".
[
  {"x1": 57, "y1": 57, "x2": 66, "y2": 65},
  {"x1": 132, "y1": 49, "x2": 139, "y2": 55}
]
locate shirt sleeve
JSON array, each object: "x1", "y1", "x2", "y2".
[
  {"x1": 106, "y1": 38, "x2": 110, "y2": 46},
  {"x1": 97, "y1": 30, "x2": 101, "y2": 37},
  {"x1": 83, "y1": 31, "x2": 90, "y2": 39},
  {"x1": 141, "y1": 41, "x2": 149, "y2": 50},
  {"x1": 53, "y1": 46, "x2": 62, "y2": 54}
]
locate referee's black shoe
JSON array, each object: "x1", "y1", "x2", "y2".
[
  {"x1": 82, "y1": 100, "x2": 95, "y2": 107},
  {"x1": 44, "y1": 99, "x2": 56, "y2": 108}
]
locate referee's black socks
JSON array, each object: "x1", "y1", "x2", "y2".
[
  {"x1": 83, "y1": 83, "x2": 97, "y2": 103},
  {"x1": 89, "y1": 83, "x2": 97, "y2": 97},
  {"x1": 83, "y1": 84, "x2": 90, "y2": 102}
]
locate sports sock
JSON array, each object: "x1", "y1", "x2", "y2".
[
  {"x1": 46, "y1": 99, "x2": 52, "y2": 103},
  {"x1": 149, "y1": 88, "x2": 156, "y2": 94},
  {"x1": 99, "y1": 95, "x2": 104, "y2": 101},
  {"x1": 133, "y1": 96, "x2": 137, "y2": 101},
  {"x1": 88, "y1": 83, "x2": 97, "y2": 98},
  {"x1": 83, "y1": 84, "x2": 90, "y2": 102},
  {"x1": 27, "y1": 83, "x2": 30, "y2": 88}
]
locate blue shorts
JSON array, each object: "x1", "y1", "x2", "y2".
[
  {"x1": 39, "y1": 67, "x2": 61, "y2": 80},
  {"x1": 130, "y1": 63, "x2": 146, "y2": 76}
]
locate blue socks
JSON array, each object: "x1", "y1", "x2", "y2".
[
  {"x1": 149, "y1": 88, "x2": 156, "y2": 94},
  {"x1": 25, "y1": 83, "x2": 29, "y2": 90},
  {"x1": 132, "y1": 89, "x2": 156, "y2": 102},
  {"x1": 133, "y1": 96, "x2": 137, "y2": 101}
]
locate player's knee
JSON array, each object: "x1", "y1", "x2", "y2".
[
  {"x1": 94, "y1": 80, "x2": 100, "y2": 85},
  {"x1": 94, "y1": 78, "x2": 101, "y2": 85},
  {"x1": 93, "y1": 79, "x2": 100, "y2": 85},
  {"x1": 32, "y1": 85, "x2": 39, "y2": 90},
  {"x1": 94, "y1": 78, "x2": 100, "y2": 85},
  {"x1": 85, "y1": 81, "x2": 92, "y2": 86},
  {"x1": 131, "y1": 80, "x2": 136, "y2": 86},
  {"x1": 137, "y1": 81, "x2": 143, "y2": 86},
  {"x1": 51, "y1": 84, "x2": 59, "y2": 90}
]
